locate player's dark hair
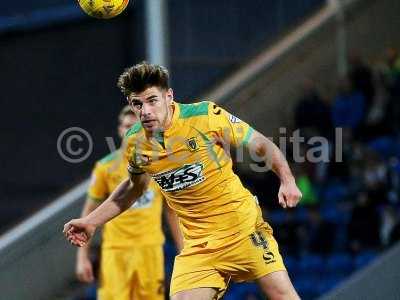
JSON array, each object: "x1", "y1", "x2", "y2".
[{"x1": 117, "y1": 61, "x2": 169, "y2": 96}]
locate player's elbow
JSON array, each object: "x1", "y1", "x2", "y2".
[{"x1": 249, "y1": 133, "x2": 268, "y2": 158}]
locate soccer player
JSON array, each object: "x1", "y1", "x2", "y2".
[
  {"x1": 75, "y1": 105, "x2": 182, "y2": 300},
  {"x1": 64, "y1": 62, "x2": 302, "y2": 300}
]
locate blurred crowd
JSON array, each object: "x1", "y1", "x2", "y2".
[
  {"x1": 236, "y1": 47, "x2": 400, "y2": 299},
  {"x1": 288, "y1": 46, "x2": 400, "y2": 255}
]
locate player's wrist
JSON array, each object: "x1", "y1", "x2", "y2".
[
  {"x1": 84, "y1": 216, "x2": 100, "y2": 228},
  {"x1": 280, "y1": 174, "x2": 295, "y2": 185},
  {"x1": 77, "y1": 249, "x2": 90, "y2": 259}
]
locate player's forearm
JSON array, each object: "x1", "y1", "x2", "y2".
[
  {"x1": 81, "y1": 198, "x2": 100, "y2": 218},
  {"x1": 268, "y1": 141, "x2": 294, "y2": 184},
  {"x1": 249, "y1": 131, "x2": 295, "y2": 183},
  {"x1": 78, "y1": 199, "x2": 100, "y2": 254},
  {"x1": 77, "y1": 245, "x2": 90, "y2": 258},
  {"x1": 85, "y1": 177, "x2": 144, "y2": 227}
]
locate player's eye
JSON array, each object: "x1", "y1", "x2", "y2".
[
  {"x1": 132, "y1": 101, "x2": 143, "y2": 109},
  {"x1": 148, "y1": 98, "x2": 157, "y2": 104}
]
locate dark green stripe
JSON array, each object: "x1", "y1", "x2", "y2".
[
  {"x1": 125, "y1": 122, "x2": 143, "y2": 137},
  {"x1": 242, "y1": 127, "x2": 254, "y2": 146},
  {"x1": 179, "y1": 102, "x2": 209, "y2": 119}
]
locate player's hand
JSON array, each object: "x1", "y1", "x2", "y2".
[
  {"x1": 76, "y1": 251, "x2": 94, "y2": 283},
  {"x1": 128, "y1": 150, "x2": 150, "y2": 174},
  {"x1": 63, "y1": 218, "x2": 96, "y2": 247},
  {"x1": 278, "y1": 178, "x2": 302, "y2": 208}
]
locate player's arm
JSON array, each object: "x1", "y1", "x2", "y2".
[
  {"x1": 209, "y1": 101, "x2": 301, "y2": 208},
  {"x1": 164, "y1": 202, "x2": 184, "y2": 253},
  {"x1": 64, "y1": 173, "x2": 149, "y2": 247},
  {"x1": 76, "y1": 198, "x2": 100, "y2": 283},
  {"x1": 84, "y1": 173, "x2": 149, "y2": 226},
  {"x1": 246, "y1": 130, "x2": 302, "y2": 208},
  {"x1": 75, "y1": 163, "x2": 107, "y2": 282}
]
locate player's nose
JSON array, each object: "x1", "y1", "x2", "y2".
[{"x1": 141, "y1": 103, "x2": 152, "y2": 116}]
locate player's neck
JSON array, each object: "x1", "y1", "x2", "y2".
[{"x1": 163, "y1": 102, "x2": 175, "y2": 131}]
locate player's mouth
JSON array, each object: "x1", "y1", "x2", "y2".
[{"x1": 141, "y1": 119, "x2": 157, "y2": 128}]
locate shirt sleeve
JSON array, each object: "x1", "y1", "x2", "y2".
[
  {"x1": 208, "y1": 101, "x2": 254, "y2": 147},
  {"x1": 87, "y1": 163, "x2": 108, "y2": 202}
]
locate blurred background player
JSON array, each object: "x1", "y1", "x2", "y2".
[{"x1": 76, "y1": 105, "x2": 182, "y2": 300}]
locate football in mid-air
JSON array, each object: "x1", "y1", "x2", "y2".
[{"x1": 77, "y1": 0, "x2": 129, "y2": 19}]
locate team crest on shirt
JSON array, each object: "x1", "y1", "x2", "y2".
[{"x1": 186, "y1": 137, "x2": 200, "y2": 152}]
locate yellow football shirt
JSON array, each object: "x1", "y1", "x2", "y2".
[
  {"x1": 88, "y1": 150, "x2": 165, "y2": 249},
  {"x1": 124, "y1": 101, "x2": 261, "y2": 248}
]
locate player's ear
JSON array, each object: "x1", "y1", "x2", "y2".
[{"x1": 166, "y1": 88, "x2": 174, "y2": 104}]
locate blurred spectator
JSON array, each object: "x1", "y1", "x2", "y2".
[
  {"x1": 380, "y1": 205, "x2": 398, "y2": 247},
  {"x1": 348, "y1": 52, "x2": 375, "y2": 111},
  {"x1": 387, "y1": 157, "x2": 400, "y2": 205},
  {"x1": 303, "y1": 206, "x2": 335, "y2": 254},
  {"x1": 347, "y1": 192, "x2": 381, "y2": 253},
  {"x1": 360, "y1": 60, "x2": 392, "y2": 140},
  {"x1": 382, "y1": 47, "x2": 400, "y2": 90},
  {"x1": 292, "y1": 163, "x2": 318, "y2": 206},
  {"x1": 382, "y1": 48, "x2": 400, "y2": 131},
  {"x1": 363, "y1": 149, "x2": 388, "y2": 206},
  {"x1": 331, "y1": 76, "x2": 365, "y2": 135},
  {"x1": 347, "y1": 142, "x2": 365, "y2": 193},
  {"x1": 327, "y1": 127, "x2": 353, "y2": 180},
  {"x1": 294, "y1": 79, "x2": 333, "y2": 139},
  {"x1": 297, "y1": 175, "x2": 317, "y2": 206},
  {"x1": 275, "y1": 210, "x2": 302, "y2": 256},
  {"x1": 389, "y1": 219, "x2": 400, "y2": 246}
]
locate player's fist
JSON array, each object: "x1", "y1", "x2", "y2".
[
  {"x1": 128, "y1": 150, "x2": 150, "y2": 175},
  {"x1": 278, "y1": 178, "x2": 302, "y2": 208},
  {"x1": 76, "y1": 251, "x2": 94, "y2": 283},
  {"x1": 63, "y1": 218, "x2": 96, "y2": 247}
]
